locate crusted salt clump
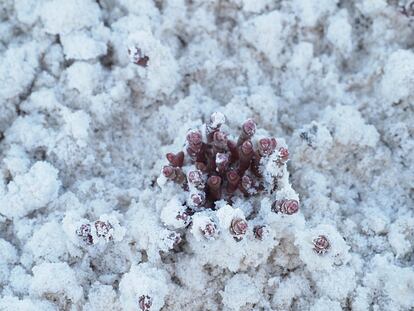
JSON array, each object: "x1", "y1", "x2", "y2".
[
  {"x1": 25, "y1": 221, "x2": 69, "y2": 265},
  {"x1": 127, "y1": 31, "x2": 179, "y2": 97},
  {"x1": 221, "y1": 274, "x2": 261, "y2": 311},
  {"x1": 309, "y1": 298, "x2": 342, "y2": 311},
  {"x1": 30, "y1": 262, "x2": 83, "y2": 308},
  {"x1": 295, "y1": 224, "x2": 350, "y2": 272},
  {"x1": 0, "y1": 161, "x2": 60, "y2": 219},
  {"x1": 60, "y1": 27, "x2": 109, "y2": 60},
  {"x1": 160, "y1": 195, "x2": 191, "y2": 229},
  {"x1": 380, "y1": 49, "x2": 414, "y2": 104},
  {"x1": 1, "y1": 1, "x2": 413, "y2": 309},
  {"x1": 72, "y1": 213, "x2": 126, "y2": 247},
  {"x1": 271, "y1": 274, "x2": 312, "y2": 309},
  {"x1": 0, "y1": 239, "x2": 18, "y2": 286},
  {"x1": 0, "y1": 296, "x2": 56, "y2": 311},
  {"x1": 39, "y1": 0, "x2": 101, "y2": 35},
  {"x1": 241, "y1": 11, "x2": 286, "y2": 67},
  {"x1": 326, "y1": 10, "x2": 353, "y2": 57},
  {"x1": 119, "y1": 264, "x2": 170, "y2": 311},
  {"x1": 83, "y1": 282, "x2": 121, "y2": 311},
  {"x1": 365, "y1": 254, "x2": 414, "y2": 310},
  {"x1": 388, "y1": 216, "x2": 414, "y2": 258}
]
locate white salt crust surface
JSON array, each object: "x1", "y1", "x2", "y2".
[{"x1": 0, "y1": 0, "x2": 413, "y2": 310}]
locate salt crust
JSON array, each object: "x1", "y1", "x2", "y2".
[{"x1": 0, "y1": 0, "x2": 413, "y2": 310}]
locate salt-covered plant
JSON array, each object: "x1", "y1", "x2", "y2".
[
  {"x1": 63, "y1": 212, "x2": 126, "y2": 252},
  {"x1": 157, "y1": 112, "x2": 304, "y2": 271}
]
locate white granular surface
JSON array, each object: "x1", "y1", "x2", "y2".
[{"x1": 0, "y1": 0, "x2": 413, "y2": 310}]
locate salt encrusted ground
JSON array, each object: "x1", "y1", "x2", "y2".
[{"x1": 0, "y1": 0, "x2": 413, "y2": 310}]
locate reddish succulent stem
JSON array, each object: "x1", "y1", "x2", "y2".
[
  {"x1": 212, "y1": 131, "x2": 228, "y2": 153},
  {"x1": 227, "y1": 140, "x2": 239, "y2": 163},
  {"x1": 205, "y1": 145, "x2": 217, "y2": 172},
  {"x1": 239, "y1": 175, "x2": 253, "y2": 196},
  {"x1": 238, "y1": 140, "x2": 254, "y2": 175},
  {"x1": 163, "y1": 166, "x2": 186, "y2": 184},
  {"x1": 190, "y1": 192, "x2": 206, "y2": 208},
  {"x1": 207, "y1": 175, "x2": 222, "y2": 203},
  {"x1": 206, "y1": 112, "x2": 225, "y2": 142},
  {"x1": 271, "y1": 199, "x2": 299, "y2": 215},
  {"x1": 258, "y1": 137, "x2": 277, "y2": 157},
  {"x1": 166, "y1": 151, "x2": 184, "y2": 167},
  {"x1": 226, "y1": 170, "x2": 240, "y2": 193},
  {"x1": 215, "y1": 153, "x2": 229, "y2": 175},
  {"x1": 195, "y1": 162, "x2": 208, "y2": 173},
  {"x1": 186, "y1": 130, "x2": 203, "y2": 162},
  {"x1": 237, "y1": 119, "x2": 256, "y2": 146},
  {"x1": 250, "y1": 152, "x2": 262, "y2": 177}
]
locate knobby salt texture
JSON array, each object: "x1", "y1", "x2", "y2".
[{"x1": 0, "y1": 0, "x2": 413, "y2": 310}]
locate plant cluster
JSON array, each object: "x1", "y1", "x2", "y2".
[{"x1": 160, "y1": 112, "x2": 300, "y2": 241}]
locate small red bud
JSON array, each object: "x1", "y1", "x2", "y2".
[
  {"x1": 241, "y1": 140, "x2": 253, "y2": 155},
  {"x1": 166, "y1": 151, "x2": 184, "y2": 167},
  {"x1": 201, "y1": 222, "x2": 217, "y2": 240},
  {"x1": 271, "y1": 199, "x2": 299, "y2": 215},
  {"x1": 128, "y1": 47, "x2": 149, "y2": 67},
  {"x1": 187, "y1": 130, "x2": 202, "y2": 144},
  {"x1": 188, "y1": 170, "x2": 203, "y2": 186},
  {"x1": 139, "y1": 295, "x2": 152, "y2": 311},
  {"x1": 76, "y1": 223, "x2": 93, "y2": 245},
  {"x1": 230, "y1": 218, "x2": 248, "y2": 237},
  {"x1": 258, "y1": 137, "x2": 277, "y2": 156},
  {"x1": 313, "y1": 235, "x2": 330, "y2": 255},
  {"x1": 190, "y1": 193, "x2": 205, "y2": 207},
  {"x1": 278, "y1": 147, "x2": 289, "y2": 162},
  {"x1": 176, "y1": 211, "x2": 191, "y2": 226},
  {"x1": 195, "y1": 162, "x2": 208, "y2": 173},
  {"x1": 253, "y1": 225, "x2": 265, "y2": 240},
  {"x1": 242, "y1": 119, "x2": 256, "y2": 137},
  {"x1": 162, "y1": 166, "x2": 176, "y2": 179},
  {"x1": 94, "y1": 220, "x2": 113, "y2": 240}
]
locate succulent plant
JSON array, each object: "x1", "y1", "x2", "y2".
[
  {"x1": 160, "y1": 112, "x2": 299, "y2": 242},
  {"x1": 138, "y1": 295, "x2": 152, "y2": 311},
  {"x1": 313, "y1": 235, "x2": 330, "y2": 255},
  {"x1": 128, "y1": 46, "x2": 149, "y2": 67}
]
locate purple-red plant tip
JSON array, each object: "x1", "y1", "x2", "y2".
[
  {"x1": 201, "y1": 222, "x2": 217, "y2": 239},
  {"x1": 138, "y1": 295, "x2": 152, "y2": 311},
  {"x1": 313, "y1": 235, "x2": 330, "y2": 255},
  {"x1": 271, "y1": 199, "x2": 299, "y2": 215},
  {"x1": 241, "y1": 140, "x2": 253, "y2": 155},
  {"x1": 162, "y1": 165, "x2": 175, "y2": 178},
  {"x1": 242, "y1": 119, "x2": 256, "y2": 137},
  {"x1": 253, "y1": 225, "x2": 265, "y2": 240},
  {"x1": 258, "y1": 137, "x2": 277, "y2": 156},
  {"x1": 230, "y1": 218, "x2": 248, "y2": 236},
  {"x1": 278, "y1": 147, "x2": 289, "y2": 162},
  {"x1": 191, "y1": 193, "x2": 205, "y2": 207}
]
